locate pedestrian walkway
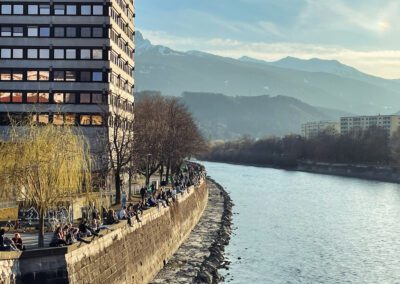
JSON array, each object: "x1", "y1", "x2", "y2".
[{"x1": 4, "y1": 232, "x2": 52, "y2": 249}]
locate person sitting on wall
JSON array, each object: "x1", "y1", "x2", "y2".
[
  {"x1": 147, "y1": 196, "x2": 157, "y2": 207},
  {"x1": 65, "y1": 224, "x2": 79, "y2": 245},
  {"x1": 0, "y1": 229, "x2": 18, "y2": 251},
  {"x1": 119, "y1": 206, "x2": 128, "y2": 220},
  {"x1": 106, "y1": 209, "x2": 119, "y2": 225},
  {"x1": 12, "y1": 233, "x2": 25, "y2": 251},
  {"x1": 49, "y1": 226, "x2": 67, "y2": 247},
  {"x1": 171, "y1": 187, "x2": 177, "y2": 202},
  {"x1": 79, "y1": 219, "x2": 99, "y2": 238},
  {"x1": 156, "y1": 192, "x2": 168, "y2": 208}
]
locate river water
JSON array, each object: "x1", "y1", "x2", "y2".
[{"x1": 202, "y1": 161, "x2": 400, "y2": 284}]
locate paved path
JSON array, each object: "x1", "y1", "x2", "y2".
[
  {"x1": 4, "y1": 232, "x2": 53, "y2": 249},
  {"x1": 151, "y1": 180, "x2": 225, "y2": 284}
]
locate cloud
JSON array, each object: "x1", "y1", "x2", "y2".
[{"x1": 140, "y1": 29, "x2": 400, "y2": 79}]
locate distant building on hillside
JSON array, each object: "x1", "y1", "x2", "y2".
[
  {"x1": 340, "y1": 115, "x2": 400, "y2": 137},
  {"x1": 301, "y1": 121, "x2": 340, "y2": 138}
]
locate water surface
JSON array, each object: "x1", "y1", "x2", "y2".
[{"x1": 202, "y1": 161, "x2": 400, "y2": 283}]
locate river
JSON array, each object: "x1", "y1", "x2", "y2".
[{"x1": 202, "y1": 161, "x2": 400, "y2": 283}]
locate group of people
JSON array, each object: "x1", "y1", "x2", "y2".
[
  {"x1": 0, "y1": 229, "x2": 25, "y2": 251},
  {"x1": 49, "y1": 219, "x2": 102, "y2": 247}
]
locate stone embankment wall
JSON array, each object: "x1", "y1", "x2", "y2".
[
  {"x1": 297, "y1": 162, "x2": 400, "y2": 183},
  {"x1": 0, "y1": 180, "x2": 208, "y2": 284}
]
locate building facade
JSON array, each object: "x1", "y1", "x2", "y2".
[
  {"x1": 301, "y1": 121, "x2": 340, "y2": 138},
  {"x1": 340, "y1": 115, "x2": 400, "y2": 137},
  {"x1": 0, "y1": 0, "x2": 135, "y2": 201},
  {"x1": 0, "y1": 1, "x2": 134, "y2": 156}
]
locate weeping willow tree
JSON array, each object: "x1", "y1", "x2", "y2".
[{"x1": 0, "y1": 119, "x2": 92, "y2": 247}]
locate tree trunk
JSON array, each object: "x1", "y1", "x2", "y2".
[
  {"x1": 165, "y1": 161, "x2": 170, "y2": 185},
  {"x1": 38, "y1": 209, "x2": 45, "y2": 248},
  {"x1": 128, "y1": 169, "x2": 132, "y2": 200},
  {"x1": 115, "y1": 170, "x2": 121, "y2": 204},
  {"x1": 159, "y1": 162, "x2": 164, "y2": 185}
]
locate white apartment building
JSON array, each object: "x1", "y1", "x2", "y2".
[
  {"x1": 340, "y1": 115, "x2": 400, "y2": 137},
  {"x1": 301, "y1": 121, "x2": 340, "y2": 138}
]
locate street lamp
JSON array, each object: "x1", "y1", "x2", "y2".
[{"x1": 146, "y1": 153, "x2": 152, "y2": 187}]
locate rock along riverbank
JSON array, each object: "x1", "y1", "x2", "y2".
[{"x1": 151, "y1": 178, "x2": 233, "y2": 284}]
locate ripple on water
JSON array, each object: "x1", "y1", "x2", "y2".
[{"x1": 203, "y1": 161, "x2": 400, "y2": 284}]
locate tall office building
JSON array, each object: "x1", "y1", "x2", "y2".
[{"x1": 0, "y1": 1, "x2": 135, "y2": 169}]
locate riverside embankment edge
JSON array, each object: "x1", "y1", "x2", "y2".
[{"x1": 151, "y1": 178, "x2": 233, "y2": 284}]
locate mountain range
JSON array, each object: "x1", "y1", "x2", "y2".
[{"x1": 135, "y1": 31, "x2": 400, "y2": 115}]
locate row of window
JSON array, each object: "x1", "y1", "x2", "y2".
[
  {"x1": 109, "y1": 95, "x2": 134, "y2": 113},
  {"x1": 110, "y1": 8, "x2": 134, "y2": 41},
  {"x1": 0, "y1": 47, "x2": 106, "y2": 60},
  {"x1": 110, "y1": 51, "x2": 134, "y2": 76},
  {"x1": 0, "y1": 91, "x2": 105, "y2": 104},
  {"x1": 110, "y1": 72, "x2": 133, "y2": 93},
  {"x1": 113, "y1": 0, "x2": 134, "y2": 20},
  {"x1": 0, "y1": 3, "x2": 105, "y2": 16},
  {"x1": 0, "y1": 113, "x2": 104, "y2": 126},
  {"x1": 110, "y1": 29, "x2": 134, "y2": 59},
  {"x1": 0, "y1": 69, "x2": 106, "y2": 82},
  {"x1": 0, "y1": 25, "x2": 106, "y2": 38}
]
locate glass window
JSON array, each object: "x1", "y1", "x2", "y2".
[
  {"x1": 80, "y1": 115, "x2": 91, "y2": 125},
  {"x1": 80, "y1": 71, "x2": 91, "y2": 81},
  {"x1": 1, "y1": 27, "x2": 12, "y2": 36},
  {"x1": 92, "y1": 93, "x2": 103, "y2": 104},
  {"x1": 13, "y1": 49, "x2": 23, "y2": 59},
  {"x1": 54, "y1": 27, "x2": 65, "y2": 37},
  {"x1": 54, "y1": 5, "x2": 65, "y2": 15},
  {"x1": 39, "y1": 5, "x2": 50, "y2": 15},
  {"x1": 80, "y1": 93, "x2": 91, "y2": 103},
  {"x1": 0, "y1": 92, "x2": 11, "y2": 103},
  {"x1": 66, "y1": 27, "x2": 76, "y2": 37},
  {"x1": 13, "y1": 5, "x2": 23, "y2": 15},
  {"x1": 39, "y1": 27, "x2": 50, "y2": 37},
  {"x1": 38, "y1": 93, "x2": 49, "y2": 103},
  {"x1": 12, "y1": 72, "x2": 23, "y2": 81},
  {"x1": 65, "y1": 93, "x2": 75, "y2": 103},
  {"x1": 93, "y1": 6, "x2": 103, "y2": 15},
  {"x1": 65, "y1": 114, "x2": 75, "y2": 125},
  {"x1": 66, "y1": 49, "x2": 76, "y2": 59},
  {"x1": 81, "y1": 27, "x2": 91, "y2": 37},
  {"x1": 38, "y1": 115, "x2": 49, "y2": 124},
  {"x1": 27, "y1": 71, "x2": 37, "y2": 81},
  {"x1": 54, "y1": 49, "x2": 64, "y2": 59},
  {"x1": 66, "y1": 71, "x2": 76, "y2": 81},
  {"x1": 28, "y1": 49, "x2": 38, "y2": 59},
  {"x1": 81, "y1": 49, "x2": 91, "y2": 59},
  {"x1": 53, "y1": 114, "x2": 64, "y2": 125},
  {"x1": 28, "y1": 26, "x2": 38, "y2": 37},
  {"x1": 53, "y1": 93, "x2": 64, "y2": 103},
  {"x1": 92, "y1": 49, "x2": 102, "y2": 59},
  {"x1": 81, "y1": 5, "x2": 91, "y2": 15},
  {"x1": 39, "y1": 71, "x2": 49, "y2": 81},
  {"x1": 39, "y1": 49, "x2": 49, "y2": 59},
  {"x1": 27, "y1": 92, "x2": 38, "y2": 103},
  {"x1": 13, "y1": 27, "x2": 23, "y2": 37},
  {"x1": 0, "y1": 71, "x2": 11, "y2": 81},
  {"x1": 54, "y1": 71, "x2": 65, "y2": 81},
  {"x1": 12, "y1": 92, "x2": 22, "y2": 103},
  {"x1": 92, "y1": 115, "x2": 103, "y2": 126},
  {"x1": 92, "y1": 28, "x2": 103, "y2": 38},
  {"x1": 92, "y1": 72, "x2": 103, "y2": 81},
  {"x1": 66, "y1": 5, "x2": 76, "y2": 15},
  {"x1": 1, "y1": 5, "x2": 12, "y2": 15},
  {"x1": 28, "y1": 5, "x2": 38, "y2": 15},
  {"x1": 1, "y1": 49, "x2": 11, "y2": 59}
]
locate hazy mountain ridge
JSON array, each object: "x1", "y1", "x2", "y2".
[
  {"x1": 135, "y1": 31, "x2": 400, "y2": 115},
  {"x1": 180, "y1": 92, "x2": 349, "y2": 140}
]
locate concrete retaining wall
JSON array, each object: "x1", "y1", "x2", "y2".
[{"x1": 0, "y1": 180, "x2": 208, "y2": 284}]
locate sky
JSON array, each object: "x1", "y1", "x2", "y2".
[{"x1": 136, "y1": 0, "x2": 400, "y2": 79}]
